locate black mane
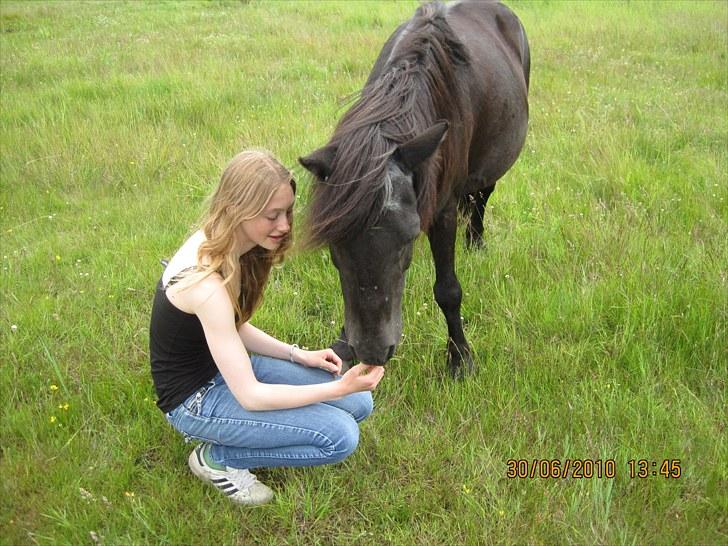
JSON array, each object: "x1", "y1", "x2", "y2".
[{"x1": 305, "y1": 2, "x2": 471, "y2": 247}]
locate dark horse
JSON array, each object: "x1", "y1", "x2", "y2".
[{"x1": 300, "y1": 0, "x2": 530, "y2": 377}]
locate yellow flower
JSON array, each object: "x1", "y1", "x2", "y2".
[
  {"x1": 49, "y1": 416, "x2": 57, "y2": 423},
  {"x1": 50, "y1": 384, "x2": 59, "y2": 391},
  {"x1": 124, "y1": 491, "x2": 135, "y2": 498},
  {"x1": 58, "y1": 403, "x2": 70, "y2": 411},
  {"x1": 55, "y1": 255, "x2": 61, "y2": 261}
]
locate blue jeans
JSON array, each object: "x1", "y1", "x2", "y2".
[{"x1": 164, "y1": 355, "x2": 374, "y2": 470}]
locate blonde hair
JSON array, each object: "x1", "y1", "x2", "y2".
[{"x1": 177, "y1": 149, "x2": 295, "y2": 325}]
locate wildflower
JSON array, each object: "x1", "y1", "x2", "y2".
[
  {"x1": 50, "y1": 384, "x2": 59, "y2": 391},
  {"x1": 55, "y1": 255, "x2": 61, "y2": 261},
  {"x1": 49, "y1": 416, "x2": 57, "y2": 423},
  {"x1": 124, "y1": 491, "x2": 135, "y2": 498},
  {"x1": 58, "y1": 403, "x2": 70, "y2": 411},
  {"x1": 10, "y1": 324, "x2": 17, "y2": 332},
  {"x1": 79, "y1": 487, "x2": 94, "y2": 502}
]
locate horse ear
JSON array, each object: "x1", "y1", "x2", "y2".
[
  {"x1": 395, "y1": 120, "x2": 449, "y2": 172},
  {"x1": 298, "y1": 145, "x2": 337, "y2": 181}
]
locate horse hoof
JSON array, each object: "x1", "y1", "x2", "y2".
[
  {"x1": 448, "y1": 354, "x2": 476, "y2": 379},
  {"x1": 465, "y1": 234, "x2": 485, "y2": 251}
]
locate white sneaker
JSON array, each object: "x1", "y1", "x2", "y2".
[{"x1": 188, "y1": 444, "x2": 274, "y2": 506}]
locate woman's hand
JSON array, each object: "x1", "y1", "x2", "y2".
[
  {"x1": 297, "y1": 348, "x2": 343, "y2": 375},
  {"x1": 339, "y1": 363, "x2": 385, "y2": 394}
]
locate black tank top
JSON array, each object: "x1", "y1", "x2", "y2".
[{"x1": 149, "y1": 274, "x2": 218, "y2": 413}]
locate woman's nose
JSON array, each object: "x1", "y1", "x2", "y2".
[{"x1": 278, "y1": 215, "x2": 290, "y2": 233}]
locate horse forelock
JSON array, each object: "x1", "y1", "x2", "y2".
[
  {"x1": 305, "y1": 1, "x2": 470, "y2": 247},
  {"x1": 306, "y1": 129, "x2": 393, "y2": 247}
]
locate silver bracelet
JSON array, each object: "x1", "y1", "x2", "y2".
[{"x1": 289, "y1": 344, "x2": 299, "y2": 363}]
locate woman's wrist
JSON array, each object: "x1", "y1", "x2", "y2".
[
  {"x1": 289, "y1": 343, "x2": 300, "y2": 363},
  {"x1": 327, "y1": 377, "x2": 348, "y2": 399}
]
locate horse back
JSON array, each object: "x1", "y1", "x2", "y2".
[
  {"x1": 446, "y1": 1, "x2": 530, "y2": 190},
  {"x1": 449, "y1": 1, "x2": 530, "y2": 89}
]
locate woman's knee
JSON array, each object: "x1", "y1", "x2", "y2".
[
  {"x1": 324, "y1": 414, "x2": 361, "y2": 464},
  {"x1": 346, "y1": 391, "x2": 374, "y2": 423}
]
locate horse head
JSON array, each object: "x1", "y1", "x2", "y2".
[{"x1": 300, "y1": 121, "x2": 448, "y2": 365}]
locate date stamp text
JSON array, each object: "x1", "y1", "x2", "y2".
[{"x1": 505, "y1": 459, "x2": 682, "y2": 479}]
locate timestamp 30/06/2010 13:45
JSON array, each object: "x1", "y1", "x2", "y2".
[{"x1": 505, "y1": 459, "x2": 682, "y2": 479}]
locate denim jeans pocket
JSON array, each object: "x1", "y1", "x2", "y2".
[{"x1": 182, "y1": 377, "x2": 217, "y2": 417}]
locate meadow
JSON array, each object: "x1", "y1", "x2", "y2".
[{"x1": 1, "y1": 1, "x2": 726, "y2": 544}]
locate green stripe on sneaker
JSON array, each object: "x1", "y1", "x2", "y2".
[{"x1": 201, "y1": 443, "x2": 226, "y2": 470}]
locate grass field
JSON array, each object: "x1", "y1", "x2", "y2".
[{"x1": 1, "y1": 0, "x2": 726, "y2": 544}]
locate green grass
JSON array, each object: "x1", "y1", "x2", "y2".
[{"x1": 1, "y1": 0, "x2": 726, "y2": 544}]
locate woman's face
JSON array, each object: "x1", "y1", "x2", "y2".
[{"x1": 237, "y1": 183, "x2": 295, "y2": 253}]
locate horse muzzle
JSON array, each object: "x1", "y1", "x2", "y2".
[{"x1": 349, "y1": 343, "x2": 396, "y2": 366}]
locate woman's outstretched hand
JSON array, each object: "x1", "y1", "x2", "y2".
[{"x1": 340, "y1": 363, "x2": 385, "y2": 394}]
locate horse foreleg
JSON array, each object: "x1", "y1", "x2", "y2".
[
  {"x1": 330, "y1": 327, "x2": 354, "y2": 371},
  {"x1": 465, "y1": 183, "x2": 496, "y2": 250},
  {"x1": 428, "y1": 203, "x2": 475, "y2": 378}
]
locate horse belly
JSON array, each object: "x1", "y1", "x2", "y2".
[{"x1": 465, "y1": 106, "x2": 528, "y2": 194}]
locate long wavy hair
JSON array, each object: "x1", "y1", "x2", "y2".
[{"x1": 177, "y1": 149, "x2": 295, "y2": 325}]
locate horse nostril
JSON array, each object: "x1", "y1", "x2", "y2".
[{"x1": 386, "y1": 345, "x2": 396, "y2": 361}]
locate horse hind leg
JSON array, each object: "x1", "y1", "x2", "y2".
[{"x1": 465, "y1": 183, "x2": 496, "y2": 250}]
